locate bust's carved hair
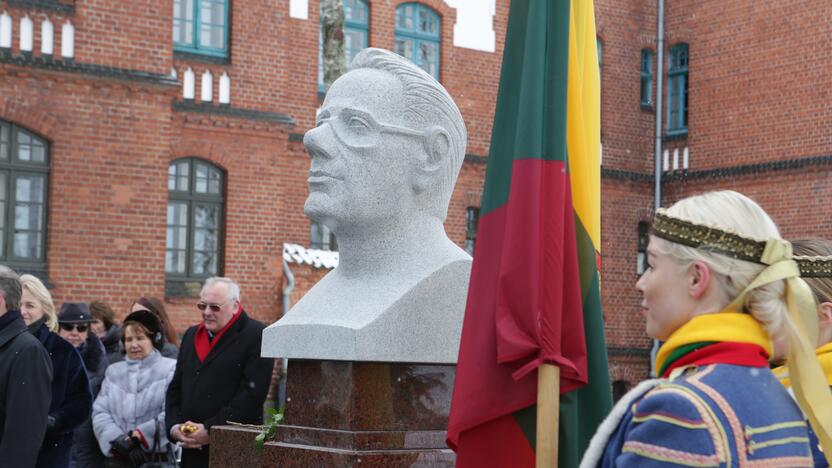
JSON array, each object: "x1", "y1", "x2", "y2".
[{"x1": 350, "y1": 48, "x2": 467, "y2": 220}]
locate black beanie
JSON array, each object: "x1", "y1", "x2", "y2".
[{"x1": 122, "y1": 310, "x2": 164, "y2": 351}]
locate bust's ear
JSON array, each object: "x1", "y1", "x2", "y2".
[{"x1": 413, "y1": 126, "x2": 451, "y2": 193}]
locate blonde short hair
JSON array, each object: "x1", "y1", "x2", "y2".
[{"x1": 20, "y1": 274, "x2": 57, "y2": 333}]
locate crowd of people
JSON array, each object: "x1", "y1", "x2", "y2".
[
  {"x1": 0, "y1": 274, "x2": 273, "y2": 468},
  {"x1": 4, "y1": 189, "x2": 832, "y2": 468}
]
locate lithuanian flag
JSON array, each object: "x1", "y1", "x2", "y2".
[{"x1": 447, "y1": 0, "x2": 611, "y2": 466}]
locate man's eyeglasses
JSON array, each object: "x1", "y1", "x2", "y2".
[
  {"x1": 60, "y1": 323, "x2": 89, "y2": 333},
  {"x1": 315, "y1": 107, "x2": 427, "y2": 149},
  {"x1": 197, "y1": 302, "x2": 227, "y2": 312}
]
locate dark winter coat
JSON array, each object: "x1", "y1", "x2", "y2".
[
  {"x1": 100, "y1": 325, "x2": 122, "y2": 365},
  {"x1": 31, "y1": 322, "x2": 94, "y2": 468},
  {"x1": 165, "y1": 311, "x2": 273, "y2": 468},
  {"x1": 70, "y1": 334, "x2": 110, "y2": 468},
  {"x1": 0, "y1": 310, "x2": 53, "y2": 468}
]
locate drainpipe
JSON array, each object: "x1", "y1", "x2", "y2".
[
  {"x1": 649, "y1": 0, "x2": 666, "y2": 377},
  {"x1": 278, "y1": 257, "x2": 295, "y2": 408}
]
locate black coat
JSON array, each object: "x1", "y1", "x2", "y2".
[
  {"x1": 70, "y1": 334, "x2": 110, "y2": 468},
  {"x1": 165, "y1": 311, "x2": 273, "y2": 468},
  {"x1": 100, "y1": 325, "x2": 122, "y2": 365},
  {"x1": 0, "y1": 311, "x2": 53, "y2": 468},
  {"x1": 31, "y1": 323, "x2": 94, "y2": 468}
]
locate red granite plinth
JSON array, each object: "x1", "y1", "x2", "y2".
[{"x1": 211, "y1": 360, "x2": 456, "y2": 467}]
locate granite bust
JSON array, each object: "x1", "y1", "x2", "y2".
[{"x1": 263, "y1": 48, "x2": 472, "y2": 363}]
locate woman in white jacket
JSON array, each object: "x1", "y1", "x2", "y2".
[{"x1": 93, "y1": 310, "x2": 176, "y2": 466}]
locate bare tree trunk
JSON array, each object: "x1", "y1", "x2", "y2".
[{"x1": 321, "y1": 0, "x2": 346, "y2": 90}]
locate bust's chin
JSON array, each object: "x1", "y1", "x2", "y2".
[{"x1": 304, "y1": 193, "x2": 337, "y2": 224}]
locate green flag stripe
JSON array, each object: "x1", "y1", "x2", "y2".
[{"x1": 480, "y1": 0, "x2": 572, "y2": 216}]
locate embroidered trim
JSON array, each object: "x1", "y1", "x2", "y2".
[
  {"x1": 745, "y1": 421, "x2": 807, "y2": 436},
  {"x1": 631, "y1": 411, "x2": 709, "y2": 430},
  {"x1": 745, "y1": 455, "x2": 815, "y2": 467},
  {"x1": 748, "y1": 436, "x2": 810, "y2": 454},
  {"x1": 795, "y1": 255, "x2": 832, "y2": 278},
  {"x1": 650, "y1": 385, "x2": 729, "y2": 465},
  {"x1": 652, "y1": 210, "x2": 768, "y2": 264},
  {"x1": 622, "y1": 440, "x2": 720, "y2": 467},
  {"x1": 578, "y1": 379, "x2": 664, "y2": 468},
  {"x1": 688, "y1": 365, "x2": 749, "y2": 465}
]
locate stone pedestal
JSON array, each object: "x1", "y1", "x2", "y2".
[{"x1": 212, "y1": 360, "x2": 456, "y2": 467}]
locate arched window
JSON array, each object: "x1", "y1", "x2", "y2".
[
  {"x1": 394, "y1": 3, "x2": 440, "y2": 79},
  {"x1": 318, "y1": 0, "x2": 370, "y2": 91},
  {"x1": 0, "y1": 120, "x2": 49, "y2": 273},
  {"x1": 166, "y1": 158, "x2": 225, "y2": 286},
  {"x1": 667, "y1": 43, "x2": 689, "y2": 135},
  {"x1": 173, "y1": 0, "x2": 230, "y2": 57}
]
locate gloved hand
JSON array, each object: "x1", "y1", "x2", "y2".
[
  {"x1": 109, "y1": 434, "x2": 140, "y2": 461},
  {"x1": 127, "y1": 446, "x2": 147, "y2": 467}
]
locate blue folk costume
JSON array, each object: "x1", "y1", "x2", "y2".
[
  {"x1": 581, "y1": 210, "x2": 832, "y2": 468},
  {"x1": 583, "y1": 314, "x2": 812, "y2": 467}
]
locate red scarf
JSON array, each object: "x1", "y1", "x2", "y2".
[
  {"x1": 194, "y1": 304, "x2": 243, "y2": 363},
  {"x1": 662, "y1": 342, "x2": 769, "y2": 378}
]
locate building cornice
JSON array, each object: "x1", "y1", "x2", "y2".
[{"x1": 0, "y1": 52, "x2": 178, "y2": 87}]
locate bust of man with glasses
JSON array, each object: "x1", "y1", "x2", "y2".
[{"x1": 264, "y1": 48, "x2": 472, "y2": 363}]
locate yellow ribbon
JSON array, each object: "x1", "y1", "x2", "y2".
[
  {"x1": 724, "y1": 238, "x2": 832, "y2": 465},
  {"x1": 775, "y1": 342, "x2": 832, "y2": 387},
  {"x1": 655, "y1": 313, "x2": 773, "y2": 376}
]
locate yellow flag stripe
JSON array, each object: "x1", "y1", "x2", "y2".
[{"x1": 566, "y1": 0, "x2": 601, "y2": 252}]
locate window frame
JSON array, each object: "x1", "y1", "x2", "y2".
[
  {"x1": 465, "y1": 206, "x2": 479, "y2": 256},
  {"x1": 394, "y1": 2, "x2": 441, "y2": 80},
  {"x1": 165, "y1": 157, "x2": 226, "y2": 285},
  {"x1": 0, "y1": 121, "x2": 50, "y2": 275},
  {"x1": 310, "y1": 221, "x2": 337, "y2": 251},
  {"x1": 640, "y1": 48, "x2": 653, "y2": 108},
  {"x1": 318, "y1": 0, "x2": 370, "y2": 92},
  {"x1": 666, "y1": 43, "x2": 689, "y2": 135},
  {"x1": 173, "y1": 0, "x2": 230, "y2": 58}
]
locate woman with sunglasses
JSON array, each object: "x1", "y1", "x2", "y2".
[
  {"x1": 128, "y1": 297, "x2": 178, "y2": 361},
  {"x1": 581, "y1": 191, "x2": 832, "y2": 467},
  {"x1": 56, "y1": 301, "x2": 111, "y2": 468},
  {"x1": 20, "y1": 275, "x2": 93, "y2": 468}
]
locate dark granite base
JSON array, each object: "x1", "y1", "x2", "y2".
[{"x1": 211, "y1": 360, "x2": 457, "y2": 467}]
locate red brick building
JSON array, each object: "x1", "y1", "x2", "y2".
[
  {"x1": 0, "y1": 0, "x2": 503, "y2": 333},
  {"x1": 597, "y1": 0, "x2": 832, "y2": 394},
  {"x1": 1, "y1": 0, "x2": 829, "y2": 397}
]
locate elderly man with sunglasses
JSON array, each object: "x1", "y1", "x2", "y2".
[{"x1": 165, "y1": 277, "x2": 273, "y2": 467}]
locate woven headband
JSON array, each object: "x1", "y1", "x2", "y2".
[
  {"x1": 651, "y1": 210, "x2": 768, "y2": 264},
  {"x1": 795, "y1": 256, "x2": 832, "y2": 278}
]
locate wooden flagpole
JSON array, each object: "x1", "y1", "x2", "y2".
[{"x1": 536, "y1": 364, "x2": 560, "y2": 467}]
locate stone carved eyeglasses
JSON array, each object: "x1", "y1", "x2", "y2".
[{"x1": 315, "y1": 107, "x2": 426, "y2": 149}]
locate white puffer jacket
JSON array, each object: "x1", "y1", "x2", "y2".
[{"x1": 92, "y1": 350, "x2": 176, "y2": 456}]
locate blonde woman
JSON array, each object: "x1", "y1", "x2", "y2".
[
  {"x1": 581, "y1": 191, "x2": 832, "y2": 467},
  {"x1": 778, "y1": 238, "x2": 832, "y2": 466},
  {"x1": 20, "y1": 275, "x2": 93, "y2": 467}
]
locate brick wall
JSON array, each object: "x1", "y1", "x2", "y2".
[{"x1": 0, "y1": 0, "x2": 508, "y2": 332}]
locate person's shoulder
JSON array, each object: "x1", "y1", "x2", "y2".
[
  {"x1": 104, "y1": 360, "x2": 128, "y2": 378},
  {"x1": 240, "y1": 311, "x2": 267, "y2": 333},
  {"x1": 9, "y1": 329, "x2": 48, "y2": 355}
]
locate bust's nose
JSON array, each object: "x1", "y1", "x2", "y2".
[{"x1": 304, "y1": 125, "x2": 336, "y2": 160}]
